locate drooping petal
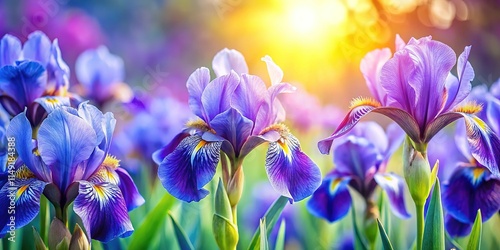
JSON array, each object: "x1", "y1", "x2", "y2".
[
  {"x1": 318, "y1": 99, "x2": 420, "y2": 154},
  {"x1": 0, "y1": 34, "x2": 22, "y2": 67},
  {"x1": 73, "y1": 181, "x2": 133, "y2": 242},
  {"x1": 261, "y1": 55, "x2": 283, "y2": 85},
  {"x1": 485, "y1": 98, "x2": 500, "y2": 134},
  {"x1": 209, "y1": 108, "x2": 253, "y2": 155},
  {"x1": 38, "y1": 109, "x2": 98, "y2": 191},
  {"x1": 7, "y1": 112, "x2": 51, "y2": 181},
  {"x1": 152, "y1": 130, "x2": 191, "y2": 165},
  {"x1": 442, "y1": 166, "x2": 500, "y2": 223},
  {"x1": 333, "y1": 136, "x2": 382, "y2": 182},
  {"x1": 34, "y1": 96, "x2": 70, "y2": 114},
  {"x1": 426, "y1": 111, "x2": 500, "y2": 176},
  {"x1": 239, "y1": 130, "x2": 281, "y2": 160},
  {"x1": 186, "y1": 67, "x2": 211, "y2": 122},
  {"x1": 264, "y1": 129, "x2": 321, "y2": 202},
  {"x1": 443, "y1": 46, "x2": 474, "y2": 111},
  {"x1": 201, "y1": 71, "x2": 239, "y2": 121},
  {"x1": 360, "y1": 48, "x2": 391, "y2": 104},
  {"x1": 0, "y1": 169, "x2": 47, "y2": 235},
  {"x1": 22, "y1": 31, "x2": 51, "y2": 65},
  {"x1": 306, "y1": 174, "x2": 352, "y2": 222},
  {"x1": 0, "y1": 61, "x2": 47, "y2": 115},
  {"x1": 157, "y1": 133, "x2": 222, "y2": 202},
  {"x1": 212, "y1": 48, "x2": 248, "y2": 77},
  {"x1": 374, "y1": 173, "x2": 411, "y2": 219},
  {"x1": 444, "y1": 214, "x2": 472, "y2": 237},
  {"x1": 115, "y1": 168, "x2": 145, "y2": 211},
  {"x1": 231, "y1": 74, "x2": 267, "y2": 124}
]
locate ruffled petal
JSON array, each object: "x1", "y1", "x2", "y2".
[
  {"x1": 0, "y1": 61, "x2": 47, "y2": 115},
  {"x1": 7, "y1": 111, "x2": 51, "y2": 181},
  {"x1": 318, "y1": 100, "x2": 420, "y2": 154},
  {"x1": 0, "y1": 34, "x2": 22, "y2": 66},
  {"x1": 0, "y1": 167, "x2": 47, "y2": 235},
  {"x1": 209, "y1": 108, "x2": 253, "y2": 155},
  {"x1": 442, "y1": 166, "x2": 500, "y2": 223},
  {"x1": 212, "y1": 48, "x2": 248, "y2": 77},
  {"x1": 360, "y1": 48, "x2": 391, "y2": 104},
  {"x1": 73, "y1": 181, "x2": 133, "y2": 242},
  {"x1": 38, "y1": 109, "x2": 98, "y2": 191},
  {"x1": 261, "y1": 55, "x2": 283, "y2": 85},
  {"x1": 443, "y1": 46, "x2": 474, "y2": 111},
  {"x1": 231, "y1": 74, "x2": 267, "y2": 124},
  {"x1": 264, "y1": 129, "x2": 321, "y2": 202},
  {"x1": 444, "y1": 214, "x2": 472, "y2": 237},
  {"x1": 22, "y1": 31, "x2": 51, "y2": 65},
  {"x1": 374, "y1": 173, "x2": 411, "y2": 219},
  {"x1": 157, "y1": 133, "x2": 222, "y2": 202},
  {"x1": 186, "y1": 67, "x2": 211, "y2": 122},
  {"x1": 45, "y1": 39, "x2": 70, "y2": 95},
  {"x1": 201, "y1": 71, "x2": 239, "y2": 121},
  {"x1": 306, "y1": 174, "x2": 352, "y2": 222}
]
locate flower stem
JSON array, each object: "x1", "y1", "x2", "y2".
[
  {"x1": 40, "y1": 196, "x2": 50, "y2": 243},
  {"x1": 416, "y1": 203, "x2": 425, "y2": 250}
]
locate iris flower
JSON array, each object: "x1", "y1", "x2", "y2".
[
  {"x1": 318, "y1": 36, "x2": 500, "y2": 176},
  {"x1": 75, "y1": 46, "x2": 132, "y2": 105},
  {"x1": 0, "y1": 31, "x2": 70, "y2": 116},
  {"x1": 307, "y1": 122, "x2": 410, "y2": 222},
  {"x1": 0, "y1": 102, "x2": 144, "y2": 242},
  {"x1": 154, "y1": 48, "x2": 321, "y2": 203}
]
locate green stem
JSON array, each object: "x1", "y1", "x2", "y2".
[
  {"x1": 40, "y1": 196, "x2": 49, "y2": 243},
  {"x1": 416, "y1": 203, "x2": 425, "y2": 250},
  {"x1": 231, "y1": 205, "x2": 237, "y2": 226},
  {"x1": 220, "y1": 152, "x2": 230, "y2": 187}
]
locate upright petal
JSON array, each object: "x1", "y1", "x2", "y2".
[
  {"x1": 75, "y1": 46, "x2": 124, "y2": 92},
  {"x1": 333, "y1": 136, "x2": 381, "y2": 182},
  {"x1": 442, "y1": 166, "x2": 500, "y2": 223},
  {"x1": 443, "y1": 46, "x2": 474, "y2": 111},
  {"x1": 73, "y1": 181, "x2": 133, "y2": 242},
  {"x1": 360, "y1": 48, "x2": 391, "y2": 104},
  {"x1": 45, "y1": 39, "x2": 70, "y2": 95},
  {"x1": 209, "y1": 108, "x2": 253, "y2": 155},
  {"x1": 38, "y1": 109, "x2": 98, "y2": 191},
  {"x1": 157, "y1": 134, "x2": 222, "y2": 202},
  {"x1": 0, "y1": 34, "x2": 21, "y2": 67},
  {"x1": 374, "y1": 173, "x2": 411, "y2": 219},
  {"x1": 22, "y1": 31, "x2": 51, "y2": 65},
  {"x1": 264, "y1": 128, "x2": 321, "y2": 202},
  {"x1": 0, "y1": 61, "x2": 47, "y2": 115},
  {"x1": 7, "y1": 112, "x2": 51, "y2": 181},
  {"x1": 186, "y1": 67, "x2": 211, "y2": 122},
  {"x1": 201, "y1": 71, "x2": 239, "y2": 121},
  {"x1": 306, "y1": 173, "x2": 352, "y2": 222},
  {"x1": 231, "y1": 74, "x2": 267, "y2": 124},
  {"x1": 0, "y1": 168, "x2": 47, "y2": 235},
  {"x1": 261, "y1": 55, "x2": 283, "y2": 85},
  {"x1": 212, "y1": 48, "x2": 248, "y2": 77}
]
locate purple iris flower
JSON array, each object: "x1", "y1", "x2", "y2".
[
  {"x1": 318, "y1": 35, "x2": 500, "y2": 177},
  {"x1": 154, "y1": 48, "x2": 321, "y2": 203},
  {"x1": 0, "y1": 31, "x2": 70, "y2": 112},
  {"x1": 75, "y1": 46, "x2": 132, "y2": 106},
  {"x1": 308, "y1": 122, "x2": 410, "y2": 222},
  {"x1": 0, "y1": 102, "x2": 144, "y2": 242},
  {"x1": 428, "y1": 81, "x2": 500, "y2": 237}
]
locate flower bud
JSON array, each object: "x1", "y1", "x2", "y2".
[
  {"x1": 227, "y1": 166, "x2": 244, "y2": 207},
  {"x1": 48, "y1": 217, "x2": 71, "y2": 250},
  {"x1": 69, "y1": 224, "x2": 90, "y2": 250},
  {"x1": 403, "y1": 138, "x2": 431, "y2": 206},
  {"x1": 214, "y1": 178, "x2": 233, "y2": 222},
  {"x1": 212, "y1": 214, "x2": 239, "y2": 250}
]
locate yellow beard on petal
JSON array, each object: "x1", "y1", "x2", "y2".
[
  {"x1": 101, "y1": 154, "x2": 121, "y2": 169},
  {"x1": 349, "y1": 97, "x2": 381, "y2": 109},
  {"x1": 453, "y1": 101, "x2": 483, "y2": 114}
]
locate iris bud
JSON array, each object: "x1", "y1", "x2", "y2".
[
  {"x1": 227, "y1": 166, "x2": 244, "y2": 207},
  {"x1": 48, "y1": 217, "x2": 71, "y2": 250},
  {"x1": 403, "y1": 138, "x2": 431, "y2": 206},
  {"x1": 213, "y1": 178, "x2": 238, "y2": 250}
]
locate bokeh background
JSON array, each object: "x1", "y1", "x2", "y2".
[{"x1": 1, "y1": 0, "x2": 500, "y2": 249}]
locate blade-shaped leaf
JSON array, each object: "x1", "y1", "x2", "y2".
[
  {"x1": 169, "y1": 212, "x2": 195, "y2": 250},
  {"x1": 33, "y1": 227, "x2": 47, "y2": 250},
  {"x1": 467, "y1": 209, "x2": 482, "y2": 250},
  {"x1": 274, "y1": 220, "x2": 286, "y2": 250},
  {"x1": 377, "y1": 219, "x2": 394, "y2": 250},
  {"x1": 260, "y1": 219, "x2": 269, "y2": 250},
  {"x1": 351, "y1": 200, "x2": 369, "y2": 250},
  {"x1": 423, "y1": 178, "x2": 445, "y2": 250},
  {"x1": 129, "y1": 193, "x2": 176, "y2": 249},
  {"x1": 247, "y1": 196, "x2": 288, "y2": 250}
]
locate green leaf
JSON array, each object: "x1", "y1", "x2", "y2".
[
  {"x1": 215, "y1": 178, "x2": 233, "y2": 221},
  {"x1": 423, "y1": 178, "x2": 445, "y2": 250},
  {"x1": 55, "y1": 238, "x2": 69, "y2": 250},
  {"x1": 467, "y1": 209, "x2": 482, "y2": 250},
  {"x1": 274, "y1": 220, "x2": 286, "y2": 250},
  {"x1": 377, "y1": 219, "x2": 394, "y2": 250},
  {"x1": 33, "y1": 227, "x2": 47, "y2": 250},
  {"x1": 259, "y1": 219, "x2": 269, "y2": 250},
  {"x1": 168, "y1": 212, "x2": 195, "y2": 250},
  {"x1": 213, "y1": 214, "x2": 239, "y2": 250},
  {"x1": 247, "y1": 196, "x2": 288, "y2": 250},
  {"x1": 351, "y1": 200, "x2": 368, "y2": 250},
  {"x1": 129, "y1": 193, "x2": 176, "y2": 249}
]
